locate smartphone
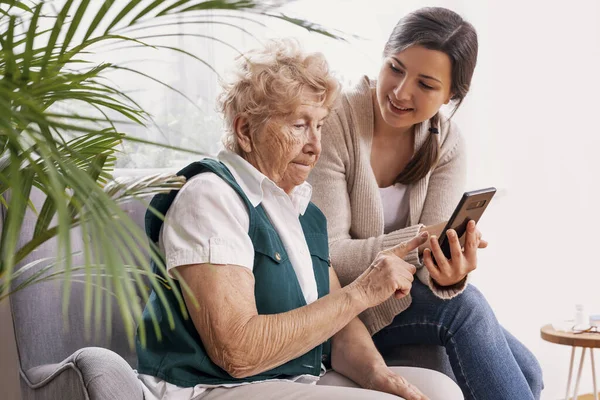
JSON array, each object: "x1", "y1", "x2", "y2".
[{"x1": 436, "y1": 187, "x2": 497, "y2": 261}]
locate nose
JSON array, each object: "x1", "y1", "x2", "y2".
[
  {"x1": 393, "y1": 77, "x2": 412, "y2": 101},
  {"x1": 303, "y1": 125, "x2": 321, "y2": 156}
]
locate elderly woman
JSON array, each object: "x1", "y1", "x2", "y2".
[{"x1": 135, "y1": 40, "x2": 462, "y2": 400}]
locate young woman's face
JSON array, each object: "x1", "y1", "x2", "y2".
[{"x1": 376, "y1": 45, "x2": 453, "y2": 129}]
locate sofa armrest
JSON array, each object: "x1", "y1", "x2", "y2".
[{"x1": 21, "y1": 347, "x2": 143, "y2": 400}]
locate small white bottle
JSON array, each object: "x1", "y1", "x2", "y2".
[{"x1": 574, "y1": 304, "x2": 589, "y2": 329}]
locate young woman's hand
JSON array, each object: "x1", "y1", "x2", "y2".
[
  {"x1": 422, "y1": 220, "x2": 485, "y2": 286},
  {"x1": 418, "y1": 221, "x2": 447, "y2": 255},
  {"x1": 418, "y1": 221, "x2": 488, "y2": 255}
]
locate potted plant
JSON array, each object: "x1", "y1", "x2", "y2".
[{"x1": 0, "y1": 0, "x2": 340, "y2": 344}]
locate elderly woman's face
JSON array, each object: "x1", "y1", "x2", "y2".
[{"x1": 247, "y1": 92, "x2": 329, "y2": 193}]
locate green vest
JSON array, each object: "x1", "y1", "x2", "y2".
[{"x1": 136, "y1": 159, "x2": 331, "y2": 387}]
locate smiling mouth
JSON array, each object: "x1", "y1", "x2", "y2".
[{"x1": 388, "y1": 96, "x2": 414, "y2": 112}]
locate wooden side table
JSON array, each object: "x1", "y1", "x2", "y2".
[{"x1": 541, "y1": 324, "x2": 600, "y2": 400}]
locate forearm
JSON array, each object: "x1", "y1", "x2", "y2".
[
  {"x1": 330, "y1": 224, "x2": 422, "y2": 287},
  {"x1": 214, "y1": 284, "x2": 367, "y2": 378},
  {"x1": 330, "y1": 316, "x2": 386, "y2": 389}
]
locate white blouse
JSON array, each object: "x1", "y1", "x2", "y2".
[
  {"x1": 379, "y1": 183, "x2": 411, "y2": 234},
  {"x1": 159, "y1": 148, "x2": 318, "y2": 305}
]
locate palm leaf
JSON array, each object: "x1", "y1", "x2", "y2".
[
  {"x1": 0, "y1": 0, "x2": 342, "y2": 344},
  {"x1": 60, "y1": 0, "x2": 91, "y2": 58},
  {"x1": 165, "y1": 0, "x2": 259, "y2": 15},
  {"x1": 118, "y1": 19, "x2": 262, "y2": 43},
  {"x1": 38, "y1": 0, "x2": 75, "y2": 79},
  {"x1": 268, "y1": 13, "x2": 348, "y2": 40},
  {"x1": 82, "y1": 0, "x2": 115, "y2": 42},
  {"x1": 21, "y1": 2, "x2": 42, "y2": 79},
  {"x1": 103, "y1": 0, "x2": 144, "y2": 34},
  {"x1": 0, "y1": 1, "x2": 33, "y2": 14}
]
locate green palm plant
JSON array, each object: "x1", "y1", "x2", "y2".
[{"x1": 0, "y1": 0, "x2": 341, "y2": 345}]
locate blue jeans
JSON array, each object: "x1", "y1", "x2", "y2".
[{"x1": 372, "y1": 280, "x2": 543, "y2": 400}]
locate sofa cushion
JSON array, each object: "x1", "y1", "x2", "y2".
[{"x1": 23, "y1": 347, "x2": 143, "y2": 400}]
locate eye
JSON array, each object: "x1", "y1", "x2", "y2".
[
  {"x1": 419, "y1": 81, "x2": 434, "y2": 90},
  {"x1": 293, "y1": 124, "x2": 306, "y2": 129},
  {"x1": 389, "y1": 62, "x2": 403, "y2": 74},
  {"x1": 316, "y1": 124, "x2": 324, "y2": 130}
]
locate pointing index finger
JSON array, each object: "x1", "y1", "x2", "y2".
[{"x1": 387, "y1": 231, "x2": 429, "y2": 259}]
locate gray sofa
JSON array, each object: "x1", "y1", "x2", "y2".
[{"x1": 2, "y1": 169, "x2": 454, "y2": 400}]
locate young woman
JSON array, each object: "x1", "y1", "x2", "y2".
[{"x1": 308, "y1": 7, "x2": 543, "y2": 400}]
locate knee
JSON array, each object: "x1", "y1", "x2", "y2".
[
  {"x1": 446, "y1": 285, "x2": 498, "y2": 331},
  {"x1": 522, "y1": 350, "x2": 544, "y2": 397},
  {"x1": 454, "y1": 284, "x2": 488, "y2": 310}
]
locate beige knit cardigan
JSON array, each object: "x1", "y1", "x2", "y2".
[{"x1": 308, "y1": 76, "x2": 469, "y2": 335}]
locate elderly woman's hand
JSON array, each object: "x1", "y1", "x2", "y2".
[
  {"x1": 350, "y1": 231, "x2": 429, "y2": 309},
  {"x1": 365, "y1": 367, "x2": 429, "y2": 400}
]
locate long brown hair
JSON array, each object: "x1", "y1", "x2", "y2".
[{"x1": 387, "y1": 7, "x2": 478, "y2": 184}]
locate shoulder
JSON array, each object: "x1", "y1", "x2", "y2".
[
  {"x1": 321, "y1": 76, "x2": 374, "y2": 148},
  {"x1": 177, "y1": 171, "x2": 236, "y2": 199},
  {"x1": 161, "y1": 170, "x2": 254, "y2": 273},
  {"x1": 164, "y1": 171, "x2": 251, "y2": 247},
  {"x1": 171, "y1": 172, "x2": 248, "y2": 216},
  {"x1": 331, "y1": 75, "x2": 373, "y2": 121}
]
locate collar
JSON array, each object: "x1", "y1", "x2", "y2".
[{"x1": 217, "y1": 149, "x2": 313, "y2": 215}]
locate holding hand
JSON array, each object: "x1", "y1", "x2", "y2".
[
  {"x1": 351, "y1": 232, "x2": 429, "y2": 309},
  {"x1": 422, "y1": 220, "x2": 484, "y2": 286},
  {"x1": 419, "y1": 220, "x2": 488, "y2": 255}
]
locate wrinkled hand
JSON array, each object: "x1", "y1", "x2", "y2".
[
  {"x1": 423, "y1": 220, "x2": 484, "y2": 286},
  {"x1": 352, "y1": 232, "x2": 429, "y2": 309},
  {"x1": 365, "y1": 367, "x2": 429, "y2": 400}
]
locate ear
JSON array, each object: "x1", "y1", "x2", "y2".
[{"x1": 234, "y1": 115, "x2": 252, "y2": 153}]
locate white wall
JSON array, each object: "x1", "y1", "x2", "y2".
[{"x1": 269, "y1": 1, "x2": 600, "y2": 398}]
